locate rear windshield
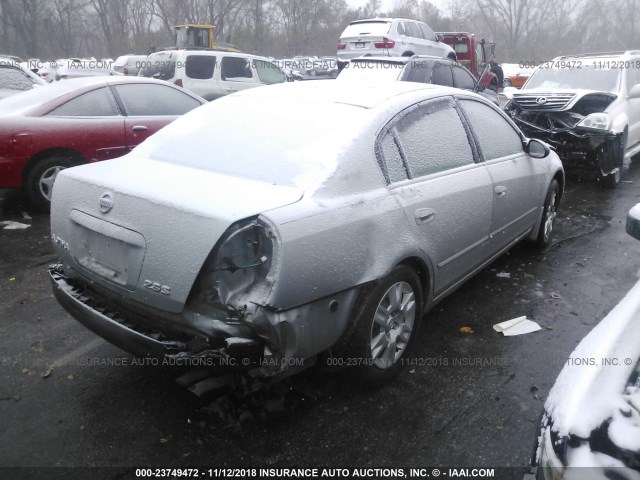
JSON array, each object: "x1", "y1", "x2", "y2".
[
  {"x1": 139, "y1": 53, "x2": 176, "y2": 80},
  {"x1": 341, "y1": 21, "x2": 391, "y2": 38}
]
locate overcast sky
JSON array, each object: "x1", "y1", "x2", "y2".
[{"x1": 346, "y1": 0, "x2": 449, "y2": 14}]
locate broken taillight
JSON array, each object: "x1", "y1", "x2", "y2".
[{"x1": 374, "y1": 38, "x2": 395, "y2": 49}]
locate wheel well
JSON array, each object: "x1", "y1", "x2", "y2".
[
  {"x1": 22, "y1": 148, "x2": 85, "y2": 184},
  {"x1": 447, "y1": 52, "x2": 457, "y2": 61},
  {"x1": 553, "y1": 171, "x2": 565, "y2": 201},
  {"x1": 402, "y1": 51, "x2": 414, "y2": 57},
  {"x1": 397, "y1": 257, "x2": 431, "y2": 305}
]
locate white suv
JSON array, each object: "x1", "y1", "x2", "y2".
[
  {"x1": 337, "y1": 18, "x2": 455, "y2": 62},
  {"x1": 505, "y1": 50, "x2": 640, "y2": 187},
  {"x1": 139, "y1": 50, "x2": 287, "y2": 101}
]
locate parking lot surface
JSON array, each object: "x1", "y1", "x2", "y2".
[{"x1": 1, "y1": 162, "x2": 640, "y2": 478}]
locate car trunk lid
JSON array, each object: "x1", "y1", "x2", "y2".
[{"x1": 50, "y1": 156, "x2": 303, "y2": 313}]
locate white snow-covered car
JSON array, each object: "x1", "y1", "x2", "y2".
[{"x1": 534, "y1": 204, "x2": 640, "y2": 479}]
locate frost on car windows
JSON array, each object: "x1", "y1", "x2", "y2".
[
  {"x1": 459, "y1": 99, "x2": 523, "y2": 161},
  {"x1": 0, "y1": 67, "x2": 35, "y2": 91},
  {"x1": 113, "y1": 83, "x2": 201, "y2": 115},
  {"x1": 431, "y1": 63, "x2": 452, "y2": 86},
  {"x1": 47, "y1": 87, "x2": 120, "y2": 117},
  {"x1": 395, "y1": 97, "x2": 473, "y2": 177},
  {"x1": 378, "y1": 130, "x2": 407, "y2": 183},
  {"x1": 525, "y1": 65, "x2": 620, "y2": 93},
  {"x1": 185, "y1": 55, "x2": 216, "y2": 80}
]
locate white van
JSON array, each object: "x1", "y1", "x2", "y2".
[{"x1": 139, "y1": 50, "x2": 288, "y2": 101}]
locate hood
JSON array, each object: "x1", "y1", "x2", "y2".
[
  {"x1": 512, "y1": 89, "x2": 617, "y2": 112},
  {"x1": 50, "y1": 156, "x2": 302, "y2": 313}
]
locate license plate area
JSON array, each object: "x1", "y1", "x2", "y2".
[
  {"x1": 354, "y1": 42, "x2": 366, "y2": 49},
  {"x1": 69, "y1": 210, "x2": 145, "y2": 290}
]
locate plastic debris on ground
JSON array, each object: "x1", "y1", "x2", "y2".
[
  {"x1": 493, "y1": 316, "x2": 542, "y2": 336},
  {"x1": 0, "y1": 221, "x2": 31, "y2": 230}
]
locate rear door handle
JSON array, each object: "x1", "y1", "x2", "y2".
[
  {"x1": 132, "y1": 125, "x2": 148, "y2": 132},
  {"x1": 414, "y1": 208, "x2": 435, "y2": 224},
  {"x1": 494, "y1": 185, "x2": 508, "y2": 197}
]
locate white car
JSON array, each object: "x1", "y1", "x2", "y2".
[
  {"x1": 534, "y1": 204, "x2": 640, "y2": 479},
  {"x1": 139, "y1": 49, "x2": 288, "y2": 101},
  {"x1": 337, "y1": 18, "x2": 455, "y2": 62},
  {"x1": 505, "y1": 51, "x2": 640, "y2": 188}
]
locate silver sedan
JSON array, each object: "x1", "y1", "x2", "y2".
[{"x1": 49, "y1": 80, "x2": 564, "y2": 387}]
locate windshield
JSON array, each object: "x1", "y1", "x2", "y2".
[
  {"x1": 338, "y1": 61, "x2": 404, "y2": 81},
  {"x1": 524, "y1": 64, "x2": 621, "y2": 92}
]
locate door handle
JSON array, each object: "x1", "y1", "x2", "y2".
[
  {"x1": 132, "y1": 125, "x2": 148, "y2": 132},
  {"x1": 494, "y1": 185, "x2": 508, "y2": 197},
  {"x1": 414, "y1": 208, "x2": 435, "y2": 224}
]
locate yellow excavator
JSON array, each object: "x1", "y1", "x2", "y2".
[{"x1": 173, "y1": 24, "x2": 240, "y2": 52}]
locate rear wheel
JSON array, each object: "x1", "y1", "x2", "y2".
[
  {"x1": 345, "y1": 266, "x2": 422, "y2": 385},
  {"x1": 534, "y1": 179, "x2": 560, "y2": 248},
  {"x1": 25, "y1": 156, "x2": 79, "y2": 211}
]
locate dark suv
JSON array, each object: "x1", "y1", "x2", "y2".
[{"x1": 337, "y1": 55, "x2": 498, "y2": 105}]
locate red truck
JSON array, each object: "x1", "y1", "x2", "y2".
[{"x1": 436, "y1": 32, "x2": 497, "y2": 90}]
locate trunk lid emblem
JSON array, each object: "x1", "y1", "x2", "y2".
[{"x1": 99, "y1": 192, "x2": 114, "y2": 213}]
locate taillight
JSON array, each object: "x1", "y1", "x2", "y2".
[
  {"x1": 123, "y1": 67, "x2": 129, "y2": 75},
  {"x1": 374, "y1": 38, "x2": 395, "y2": 49},
  {"x1": 337, "y1": 42, "x2": 346, "y2": 50},
  {"x1": 174, "y1": 79, "x2": 183, "y2": 87}
]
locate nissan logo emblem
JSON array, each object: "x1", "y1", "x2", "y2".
[
  {"x1": 535, "y1": 97, "x2": 548, "y2": 105},
  {"x1": 99, "y1": 192, "x2": 114, "y2": 213}
]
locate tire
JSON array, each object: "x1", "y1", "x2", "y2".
[
  {"x1": 534, "y1": 179, "x2": 560, "y2": 248},
  {"x1": 344, "y1": 266, "x2": 422, "y2": 385},
  {"x1": 447, "y1": 53, "x2": 457, "y2": 61},
  {"x1": 25, "y1": 156, "x2": 79, "y2": 211},
  {"x1": 599, "y1": 167, "x2": 621, "y2": 189},
  {"x1": 597, "y1": 134, "x2": 625, "y2": 189}
]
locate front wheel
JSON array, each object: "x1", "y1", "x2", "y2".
[
  {"x1": 25, "y1": 156, "x2": 79, "y2": 211},
  {"x1": 345, "y1": 266, "x2": 422, "y2": 385},
  {"x1": 534, "y1": 179, "x2": 560, "y2": 248}
]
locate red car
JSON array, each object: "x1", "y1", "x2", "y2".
[{"x1": 0, "y1": 76, "x2": 206, "y2": 210}]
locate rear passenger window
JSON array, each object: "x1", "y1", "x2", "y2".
[
  {"x1": 396, "y1": 22, "x2": 406, "y2": 36},
  {"x1": 431, "y1": 63, "x2": 453, "y2": 87},
  {"x1": 459, "y1": 99, "x2": 523, "y2": 160},
  {"x1": 395, "y1": 97, "x2": 474, "y2": 177},
  {"x1": 452, "y1": 66, "x2": 476, "y2": 90},
  {"x1": 406, "y1": 62, "x2": 429, "y2": 83},
  {"x1": 186, "y1": 55, "x2": 216, "y2": 79},
  {"x1": 47, "y1": 87, "x2": 119, "y2": 116},
  {"x1": 0, "y1": 68, "x2": 35, "y2": 91},
  {"x1": 221, "y1": 57, "x2": 253, "y2": 81}
]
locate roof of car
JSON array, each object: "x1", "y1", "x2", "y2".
[
  {"x1": 0, "y1": 76, "x2": 197, "y2": 116},
  {"x1": 231, "y1": 78, "x2": 460, "y2": 110},
  {"x1": 350, "y1": 55, "x2": 451, "y2": 64},
  {"x1": 350, "y1": 17, "x2": 423, "y2": 23}
]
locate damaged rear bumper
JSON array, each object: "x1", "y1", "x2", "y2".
[{"x1": 49, "y1": 264, "x2": 263, "y2": 368}]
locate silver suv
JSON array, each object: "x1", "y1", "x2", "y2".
[
  {"x1": 505, "y1": 50, "x2": 640, "y2": 188},
  {"x1": 139, "y1": 49, "x2": 287, "y2": 101},
  {"x1": 337, "y1": 18, "x2": 455, "y2": 62}
]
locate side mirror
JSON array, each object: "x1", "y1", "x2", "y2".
[
  {"x1": 526, "y1": 138, "x2": 550, "y2": 159},
  {"x1": 627, "y1": 203, "x2": 640, "y2": 241},
  {"x1": 628, "y1": 84, "x2": 640, "y2": 100},
  {"x1": 436, "y1": 34, "x2": 442, "y2": 42}
]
